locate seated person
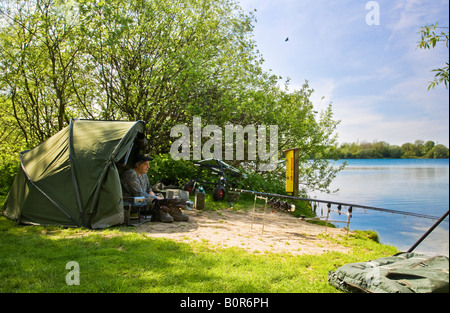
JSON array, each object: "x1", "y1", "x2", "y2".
[{"x1": 120, "y1": 154, "x2": 188, "y2": 222}]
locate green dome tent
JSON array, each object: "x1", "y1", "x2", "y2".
[{"x1": 2, "y1": 119, "x2": 146, "y2": 229}]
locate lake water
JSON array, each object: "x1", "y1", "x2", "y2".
[{"x1": 310, "y1": 159, "x2": 449, "y2": 256}]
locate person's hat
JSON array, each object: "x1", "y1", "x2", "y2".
[{"x1": 136, "y1": 154, "x2": 153, "y2": 163}]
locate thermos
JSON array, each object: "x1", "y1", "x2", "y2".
[{"x1": 194, "y1": 186, "x2": 205, "y2": 210}]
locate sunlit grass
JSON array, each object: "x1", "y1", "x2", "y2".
[{"x1": 0, "y1": 215, "x2": 397, "y2": 293}]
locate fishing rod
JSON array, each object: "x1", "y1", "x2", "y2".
[
  {"x1": 408, "y1": 210, "x2": 449, "y2": 252},
  {"x1": 230, "y1": 188, "x2": 447, "y2": 221}
]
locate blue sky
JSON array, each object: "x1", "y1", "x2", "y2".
[{"x1": 239, "y1": 0, "x2": 449, "y2": 146}]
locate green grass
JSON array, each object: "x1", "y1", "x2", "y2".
[{"x1": 0, "y1": 212, "x2": 398, "y2": 293}]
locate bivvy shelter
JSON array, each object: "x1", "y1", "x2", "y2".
[{"x1": 2, "y1": 119, "x2": 146, "y2": 229}]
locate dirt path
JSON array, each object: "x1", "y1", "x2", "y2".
[{"x1": 135, "y1": 208, "x2": 352, "y2": 255}]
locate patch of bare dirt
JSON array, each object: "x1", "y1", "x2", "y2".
[{"x1": 135, "y1": 208, "x2": 352, "y2": 255}]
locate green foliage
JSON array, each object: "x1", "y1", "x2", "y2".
[
  {"x1": 236, "y1": 169, "x2": 285, "y2": 196},
  {"x1": 146, "y1": 154, "x2": 287, "y2": 200},
  {"x1": 0, "y1": 133, "x2": 24, "y2": 196},
  {"x1": 0, "y1": 158, "x2": 18, "y2": 196},
  {"x1": 0, "y1": 0, "x2": 88, "y2": 145},
  {"x1": 290, "y1": 200, "x2": 317, "y2": 219},
  {"x1": 147, "y1": 154, "x2": 197, "y2": 187},
  {"x1": 417, "y1": 22, "x2": 449, "y2": 90},
  {"x1": 329, "y1": 140, "x2": 449, "y2": 159}
]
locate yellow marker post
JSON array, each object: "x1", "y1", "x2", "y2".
[{"x1": 283, "y1": 148, "x2": 299, "y2": 197}]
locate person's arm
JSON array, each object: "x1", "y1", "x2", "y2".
[{"x1": 142, "y1": 175, "x2": 162, "y2": 200}]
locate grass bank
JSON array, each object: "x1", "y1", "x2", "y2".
[{"x1": 0, "y1": 202, "x2": 398, "y2": 293}]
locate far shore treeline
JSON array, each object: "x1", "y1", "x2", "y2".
[{"x1": 326, "y1": 140, "x2": 449, "y2": 159}]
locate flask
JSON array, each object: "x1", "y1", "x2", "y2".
[{"x1": 195, "y1": 185, "x2": 205, "y2": 210}]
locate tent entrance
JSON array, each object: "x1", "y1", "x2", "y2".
[{"x1": 2, "y1": 119, "x2": 148, "y2": 229}]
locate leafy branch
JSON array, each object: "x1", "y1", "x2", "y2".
[{"x1": 417, "y1": 22, "x2": 449, "y2": 90}]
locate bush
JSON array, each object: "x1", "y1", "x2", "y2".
[
  {"x1": 236, "y1": 169, "x2": 285, "y2": 196},
  {"x1": 147, "y1": 154, "x2": 197, "y2": 187},
  {"x1": 0, "y1": 156, "x2": 19, "y2": 196},
  {"x1": 146, "y1": 154, "x2": 287, "y2": 201}
]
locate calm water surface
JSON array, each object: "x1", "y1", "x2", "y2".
[{"x1": 311, "y1": 159, "x2": 449, "y2": 256}]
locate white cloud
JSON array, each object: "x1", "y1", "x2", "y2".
[
  {"x1": 239, "y1": 0, "x2": 272, "y2": 12},
  {"x1": 309, "y1": 79, "x2": 336, "y2": 111},
  {"x1": 388, "y1": 0, "x2": 424, "y2": 36},
  {"x1": 335, "y1": 93, "x2": 449, "y2": 145},
  {"x1": 386, "y1": 76, "x2": 448, "y2": 116},
  {"x1": 337, "y1": 118, "x2": 448, "y2": 145},
  {"x1": 329, "y1": 79, "x2": 449, "y2": 146},
  {"x1": 238, "y1": 0, "x2": 449, "y2": 146}
]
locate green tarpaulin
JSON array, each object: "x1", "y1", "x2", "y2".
[
  {"x1": 328, "y1": 252, "x2": 449, "y2": 293},
  {"x1": 2, "y1": 119, "x2": 145, "y2": 229}
]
